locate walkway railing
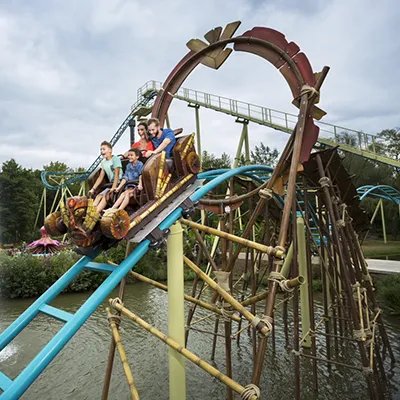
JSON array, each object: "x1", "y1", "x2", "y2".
[{"x1": 136, "y1": 80, "x2": 400, "y2": 168}]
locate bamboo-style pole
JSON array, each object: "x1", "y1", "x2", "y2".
[
  {"x1": 191, "y1": 227, "x2": 219, "y2": 271},
  {"x1": 185, "y1": 226, "x2": 207, "y2": 345},
  {"x1": 346, "y1": 222, "x2": 394, "y2": 362},
  {"x1": 297, "y1": 216, "x2": 311, "y2": 348},
  {"x1": 109, "y1": 299, "x2": 260, "y2": 400},
  {"x1": 252, "y1": 67, "x2": 331, "y2": 386},
  {"x1": 253, "y1": 92, "x2": 312, "y2": 386},
  {"x1": 219, "y1": 217, "x2": 233, "y2": 400},
  {"x1": 303, "y1": 186, "x2": 318, "y2": 391},
  {"x1": 318, "y1": 195, "x2": 332, "y2": 368},
  {"x1": 183, "y1": 256, "x2": 272, "y2": 337},
  {"x1": 181, "y1": 218, "x2": 285, "y2": 258},
  {"x1": 316, "y1": 155, "x2": 376, "y2": 399},
  {"x1": 380, "y1": 199, "x2": 387, "y2": 244},
  {"x1": 241, "y1": 291, "x2": 268, "y2": 307},
  {"x1": 106, "y1": 308, "x2": 140, "y2": 400},
  {"x1": 291, "y1": 198, "x2": 301, "y2": 400},
  {"x1": 129, "y1": 270, "x2": 240, "y2": 322},
  {"x1": 194, "y1": 105, "x2": 202, "y2": 168},
  {"x1": 102, "y1": 242, "x2": 133, "y2": 400},
  {"x1": 167, "y1": 221, "x2": 186, "y2": 399},
  {"x1": 237, "y1": 247, "x2": 251, "y2": 345}
]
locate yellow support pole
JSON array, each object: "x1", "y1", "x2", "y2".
[
  {"x1": 109, "y1": 299, "x2": 259, "y2": 400},
  {"x1": 297, "y1": 217, "x2": 311, "y2": 348},
  {"x1": 194, "y1": 105, "x2": 202, "y2": 169},
  {"x1": 380, "y1": 199, "x2": 387, "y2": 244},
  {"x1": 129, "y1": 270, "x2": 240, "y2": 322},
  {"x1": 181, "y1": 218, "x2": 285, "y2": 259},
  {"x1": 244, "y1": 123, "x2": 250, "y2": 165},
  {"x1": 280, "y1": 242, "x2": 293, "y2": 278},
  {"x1": 167, "y1": 221, "x2": 186, "y2": 399}
]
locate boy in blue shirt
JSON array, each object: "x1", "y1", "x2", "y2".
[
  {"x1": 146, "y1": 117, "x2": 176, "y2": 157},
  {"x1": 110, "y1": 148, "x2": 143, "y2": 211},
  {"x1": 89, "y1": 141, "x2": 122, "y2": 213}
]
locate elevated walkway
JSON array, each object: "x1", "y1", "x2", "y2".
[{"x1": 137, "y1": 81, "x2": 400, "y2": 168}]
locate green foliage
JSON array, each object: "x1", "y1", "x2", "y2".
[
  {"x1": 0, "y1": 159, "x2": 42, "y2": 243},
  {"x1": 0, "y1": 252, "x2": 105, "y2": 299},
  {"x1": 0, "y1": 158, "x2": 89, "y2": 246},
  {"x1": 237, "y1": 142, "x2": 280, "y2": 167},
  {"x1": 332, "y1": 130, "x2": 400, "y2": 239},
  {"x1": 250, "y1": 143, "x2": 279, "y2": 167},
  {"x1": 201, "y1": 150, "x2": 232, "y2": 170},
  {"x1": 378, "y1": 128, "x2": 400, "y2": 161},
  {"x1": 312, "y1": 279, "x2": 323, "y2": 292},
  {"x1": 376, "y1": 275, "x2": 400, "y2": 315}
]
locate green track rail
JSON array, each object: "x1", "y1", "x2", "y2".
[{"x1": 137, "y1": 81, "x2": 400, "y2": 168}]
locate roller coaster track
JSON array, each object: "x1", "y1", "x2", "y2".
[
  {"x1": 0, "y1": 166, "x2": 270, "y2": 399},
  {"x1": 41, "y1": 80, "x2": 400, "y2": 192},
  {"x1": 137, "y1": 81, "x2": 400, "y2": 168}
]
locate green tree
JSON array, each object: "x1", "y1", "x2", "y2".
[
  {"x1": 250, "y1": 143, "x2": 279, "y2": 167},
  {"x1": 379, "y1": 128, "x2": 400, "y2": 161},
  {"x1": 201, "y1": 151, "x2": 232, "y2": 170},
  {"x1": 333, "y1": 131, "x2": 400, "y2": 240},
  {"x1": 0, "y1": 160, "x2": 41, "y2": 243}
]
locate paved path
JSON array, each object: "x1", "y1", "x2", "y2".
[
  {"x1": 239, "y1": 253, "x2": 400, "y2": 274},
  {"x1": 365, "y1": 258, "x2": 400, "y2": 274}
]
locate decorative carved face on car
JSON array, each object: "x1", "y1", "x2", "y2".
[
  {"x1": 66, "y1": 197, "x2": 88, "y2": 229},
  {"x1": 59, "y1": 196, "x2": 98, "y2": 247}
]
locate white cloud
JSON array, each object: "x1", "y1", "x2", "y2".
[{"x1": 0, "y1": 0, "x2": 399, "y2": 171}]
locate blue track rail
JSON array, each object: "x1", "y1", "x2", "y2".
[
  {"x1": 0, "y1": 166, "x2": 272, "y2": 399},
  {"x1": 357, "y1": 185, "x2": 400, "y2": 204}
]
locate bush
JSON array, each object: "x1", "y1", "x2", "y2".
[
  {"x1": 0, "y1": 252, "x2": 106, "y2": 299},
  {"x1": 0, "y1": 241, "x2": 196, "y2": 299},
  {"x1": 375, "y1": 275, "x2": 400, "y2": 315}
]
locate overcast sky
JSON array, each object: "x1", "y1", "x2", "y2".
[{"x1": 0, "y1": 0, "x2": 399, "y2": 170}]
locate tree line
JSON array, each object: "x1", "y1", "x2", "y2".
[{"x1": 0, "y1": 129, "x2": 399, "y2": 245}]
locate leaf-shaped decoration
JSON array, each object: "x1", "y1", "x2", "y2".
[
  {"x1": 204, "y1": 26, "x2": 222, "y2": 44},
  {"x1": 186, "y1": 21, "x2": 241, "y2": 70}
]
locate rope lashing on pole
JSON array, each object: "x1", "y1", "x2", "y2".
[
  {"x1": 184, "y1": 256, "x2": 271, "y2": 337},
  {"x1": 258, "y1": 188, "x2": 273, "y2": 200},
  {"x1": 111, "y1": 297, "x2": 124, "y2": 309},
  {"x1": 240, "y1": 384, "x2": 261, "y2": 400},
  {"x1": 318, "y1": 176, "x2": 331, "y2": 188},
  {"x1": 268, "y1": 271, "x2": 305, "y2": 292},
  {"x1": 336, "y1": 203, "x2": 348, "y2": 228},
  {"x1": 180, "y1": 218, "x2": 286, "y2": 259},
  {"x1": 250, "y1": 315, "x2": 274, "y2": 338},
  {"x1": 300, "y1": 84, "x2": 320, "y2": 103},
  {"x1": 107, "y1": 313, "x2": 121, "y2": 328},
  {"x1": 105, "y1": 307, "x2": 140, "y2": 400}
]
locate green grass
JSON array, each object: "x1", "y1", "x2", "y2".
[{"x1": 361, "y1": 240, "x2": 400, "y2": 258}]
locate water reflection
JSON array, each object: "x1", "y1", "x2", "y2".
[{"x1": 0, "y1": 283, "x2": 399, "y2": 399}]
